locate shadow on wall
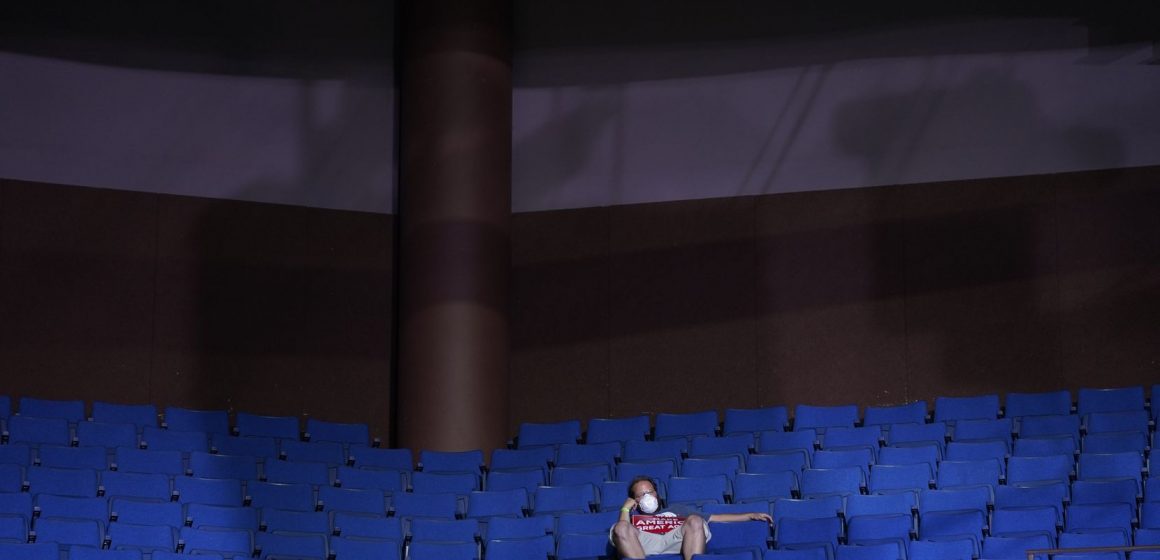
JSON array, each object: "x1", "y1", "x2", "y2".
[
  {"x1": 512, "y1": 88, "x2": 621, "y2": 209},
  {"x1": 832, "y1": 68, "x2": 1125, "y2": 398}
]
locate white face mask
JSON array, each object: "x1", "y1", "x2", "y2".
[{"x1": 638, "y1": 493, "x2": 659, "y2": 514}]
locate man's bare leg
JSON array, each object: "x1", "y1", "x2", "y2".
[
  {"x1": 612, "y1": 520, "x2": 647, "y2": 559},
  {"x1": 681, "y1": 515, "x2": 707, "y2": 560}
]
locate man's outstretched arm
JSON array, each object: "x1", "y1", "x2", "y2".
[{"x1": 706, "y1": 512, "x2": 773, "y2": 523}]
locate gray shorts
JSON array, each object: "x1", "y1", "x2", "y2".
[{"x1": 609, "y1": 518, "x2": 712, "y2": 556}]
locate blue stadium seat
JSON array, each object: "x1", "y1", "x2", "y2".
[
  {"x1": 1007, "y1": 454, "x2": 1073, "y2": 488},
  {"x1": 868, "y1": 463, "x2": 931, "y2": 494},
  {"x1": 884, "y1": 423, "x2": 947, "y2": 457},
  {"x1": 933, "y1": 395, "x2": 999, "y2": 424},
  {"x1": 105, "y1": 522, "x2": 175, "y2": 556},
  {"x1": 616, "y1": 460, "x2": 677, "y2": 484},
  {"x1": 465, "y1": 488, "x2": 529, "y2": 519},
  {"x1": 75, "y1": 422, "x2": 138, "y2": 450},
  {"x1": 799, "y1": 467, "x2": 863, "y2": 498},
  {"x1": 234, "y1": 413, "x2": 299, "y2": 441},
  {"x1": 1016, "y1": 414, "x2": 1080, "y2": 445},
  {"x1": 162, "y1": 407, "x2": 229, "y2": 435},
  {"x1": 919, "y1": 486, "x2": 989, "y2": 519},
  {"x1": 304, "y1": 418, "x2": 369, "y2": 447},
  {"x1": 0, "y1": 515, "x2": 26, "y2": 544},
  {"x1": 261, "y1": 507, "x2": 328, "y2": 534},
  {"x1": 331, "y1": 511, "x2": 402, "y2": 540},
  {"x1": 32, "y1": 517, "x2": 103, "y2": 550},
  {"x1": 552, "y1": 464, "x2": 610, "y2": 487},
  {"x1": 820, "y1": 426, "x2": 882, "y2": 459},
  {"x1": 210, "y1": 434, "x2": 279, "y2": 460},
  {"x1": 775, "y1": 516, "x2": 841, "y2": 557},
  {"x1": 533, "y1": 484, "x2": 596, "y2": 516},
  {"x1": 689, "y1": 434, "x2": 754, "y2": 465},
  {"x1": 1005, "y1": 390, "x2": 1072, "y2": 419},
  {"x1": 317, "y1": 486, "x2": 386, "y2": 515},
  {"x1": 188, "y1": 451, "x2": 259, "y2": 481},
  {"x1": 487, "y1": 468, "x2": 546, "y2": 493},
  {"x1": 408, "y1": 540, "x2": 477, "y2": 560},
  {"x1": 724, "y1": 407, "x2": 789, "y2": 435},
  {"x1": 490, "y1": 446, "x2": 555, "y2": 478},
  {"x1": 0, "y1": 542, "x2": 58, "y2": 560},
  {"x1": 747, "y1": 453, "x2": 807, "y2": 480},
  {"x1": 733, "y1": 472, "x2": 796, "y2": 503},
  {"x1": 1058, "y1": 529, "x2": 1129, "y2": 552},
  {"x1": 409, "y1": 517, "x2": 479, "y2": 543},
  {"x1": 1076, "y1": 386, "x2": 1145, "y2": 416},
  {"x1": 186, "y1": 503, "x2": 260, "y2": 532},
  {"x1": 1071, "y1": 479, "x2": 1138, "y2": 512},
  {"x1": 389, "y1": 491, "x2": 459, "y2": 520},
  {"x1": 556, "y1": 442, "x2": 620, "y2": 472},
  {"x1": 246, "y1": 482, "x2": 316, "y2": 512},
  {"x1": 173, "y1": 476, "x2": 245, "y2": 507},
  {"x1": 756, "y1": 430, "x2": 817, "y2": 466},
  {"x1": 91, "y1": 402, "x2": 158, "y2": 431},
  {"x1": 280, "y1": 439, "x2": 345, "y2": 466},
  {"x1": 945, "y1": 440, "x2": 1008, "y2": 474},
  {"x1": 654, "y1": 410, "x2": 719, "y2": 442},
  {"x1": 485, "y1": 534, "x2": 554, "y2": 560},
  {"x1": 585, "y1": 415, "x2": 650, "y2": 445},
  {"x1": 6, "y1": 416, "x2": 70, "y2": 447},
  {"x1": 1085, "y1": 410, "x2": 1149, "y2": 437},
  {"x1": 178, "y1": 526, "x2": 253, "y2": 557},
  {"x1": 38, "y1": 445, "x2": 107, "y2": 470},
  {"x1": 112, "y1": 447, "x2": 186, "y2": 476},
  {"x1": 486, "y1": 514, "x2": 555, "y2": 540},
  {"x1": 877, "y1": 444, "x2": 938, "y2": 474},
  {"x1": 835, "y1": 542, "x2": 904, "y2": 560},
  {"x1": 990, "y1": 507, "x2": 1058, "y2": 544},
  {"x1": 668, "y1": 475, "x2": 730, "y2": 507},
  {"x1": 71, "y1": 545, "x2": 143, "y2": 560},
  {"x1": 26, "y1": 466, "x2": 99, "y2": 497},
  {"x1": 100, "y1": 471, "x2": 172, "y2": 501},
  {"x1": 412, "y1": 471, "x2": 479, "y2": 495},
  {"x1": 0, "y1": 443, "x2": 32, "y2": 466},
  {"x1": 109, "y1": 497, "x2": 182, "y2": 527},
  {"x1": 418, "y1": 449, "x2": 484, "y2": 481},
  {"x1": 348, "y1": 447, "x2": 412, "y2": 472},
  {"x1": 0, "y1": 464, "x2": 22, "y2": 493},
  {"x1": 1082, "y1": 431, "x2": 1147, "y2": 454},
  {"x1": 793, "y1": 405, "x2": 858, "y2": 433},
  {"x1": 517, "y1": 419, "x2": 582, "y2": 449},
  {"x1": 908, "y1": 539, "x2": 972, "y2": 560},
  {"x1": 140, "y1": 426, "x2": 210, "y2": 454},
  {"x1": 707, "y1": 520, "x2": 772, "y2": 558},
  {"x1": 763, "y1": 549, "x2": 828, "y2": 560},
  {"x1": 951, "y1": 418, "x2": 1012, "y2": 450},
  {"x1": 335, "y1": 466, "x2": 403, "y2": 493},
  {"x1": 18, "y1": 397, "x2": 85, "y2": 422},
  {"x1": 0, "y1": 492, "x2": 33, "y2": 525},
  {"x1": 329, "y1": 536, "x2": 401, "y2": 560},
  {"x1": 811, "y1": 449, "x2": 872, "y2": 480},
  {"x1": 917, "y1": 508, "x2": 984, "y2": 555},
  {"x1": 1013, "y1": 435, "x2": 1077, "y2": 457},
  {"x1": 556, "y1": 531, "x2": 615, "y2": 560},
  {"x1": 598, "y1": 480, "x2": 630, "y2": 512},
  {"x1": 772, "y1": 496, "x2": 843, "y2": 521},
  {"x1": 863, "y1": 402, "x2": 927, "y2": 428},
  {"x1": 264, "y1": 460, "x2": 330, "y2": 486},
  {"x1": 34, "y1": 494, "x2": 109, "y2": 534},
  {"x1": 1077, "y1": 451, "x2": 1143, "y2": 492},
  {"x1": 935, "y1": 460, "x2": 1000, "y2": 499},
  {"x1": 1064, "y1": 503, "x2": 1134, "y2": 540},
  {"x1": 623, "y1": 438, "x2": 686, "y2": 466},
  {"x1": 994, "y1": 482, "x2": 1067, "y2": 525},
  {"x1": 682, "y1": 457, "x2": 742, "y2": 479}
]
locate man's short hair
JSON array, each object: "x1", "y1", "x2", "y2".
[{"x1": 627, "y1": 475, "x2": 656, "y2": 498}]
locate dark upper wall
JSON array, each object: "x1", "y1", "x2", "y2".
[
  {"x1": 0, "y1": 178, "x2": 394, "y2": 438},
  {"x1": 510, "y1": 165, "x2": 1160, "y2": 430}
]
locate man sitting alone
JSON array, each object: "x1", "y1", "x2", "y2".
[{"x1": 610, "y1": 475, "x2": 773, "y2": 559}]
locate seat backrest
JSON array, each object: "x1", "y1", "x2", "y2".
[
  {"x1": 173, "y1": 476, "x2": 245, "y2": 507},
  {"x1": 318, "y1": 486, "x2": 387, "y2": 515},
  {"x1": 18, "y1": 397, "x2": 85, "y2": 422},
  {"x1": 186, "y1": 503, "x2": 260, "y2": 532},
  {"x1": 235, "y1": 412, "x2": 299, "y2": 440},
  {"x1": 163, "y1": 407, "x2": 229, "y2": 435},
  {"x1": 1005, "y1": 390, "x2": 1072, "y2": 419},
  {"x1": 733, "y1": 472, "x2": 796, "y2": 502},
  {"x1": 246, "y1": 481, "x2": 315, "y2": 512},
  {"x1": 654, "y1": 410, "x2": 718, "y2": 440},
  {"x1": 329, "y1": 536, "x2": 401, "y2": 560},
  {"x1": 585, "y1": 415, "x2": 650, "y2": 445},
  {"x1": 1077, "y1": 386, "x2": 1145, "y2": 416},
  {"x1": 517, "y1": 419, "x2": 582, "y2": 448},
  {"x1": 465, "y1": 488, "x2": 529, "y2": 518},
  {"x1": 331, "y1": 511, "x2": 403, "y2": 540},
  {"x1": 793, "y1": 405, "x2": 858, "y2": 432},
  {"x1": 724, "y1": 406, "x2": 789, "y2": 435},
  {"x1": 933, "y1": 395, "x2": 999, "y2": 423},
  {"x1": 772, "y1": 496, "x2": 844, "y2": 520},
  {"x1": 863, "y1": 402, "x2": 927, "y2": 427},
  {"x1": 305, "y1": 418, "x2": 369, "y2": 446},
  {"x1": 91, "y1": 402, "x2": 158, "y2": 430},
  {"x1": 800, "y1": 466, "x2": 865, "y2": 498},
  {"x1": 75, "y1": 421, "x2": 138, "y2": 450}
]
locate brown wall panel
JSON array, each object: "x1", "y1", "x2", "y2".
[
  {"x1": 902, "y1": 176, "x2": 1063, "y2": 401},
  {"x1": 606, "y1": 197, "x2": 758, "y2": 418},
  {"x1": 755, "y1": 186, "x2": 909, "y2": 410},
  {"x1": 511, "y1": 207, "x2": 611, "y2": 430},
  {"x1": 1056, "y1": 167, "x2": 1160, "y2": 390},
  {"x1": 0, "y1": 180, "x2": 157, "y2": 406}
]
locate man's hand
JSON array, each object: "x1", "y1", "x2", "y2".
[
  {"x1": 621, "y1": 497, "x2": 637, "y2": 512},
  {"x1": 747, "y1": 512, "x2": 773, "y2": 524}
]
